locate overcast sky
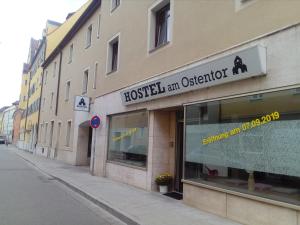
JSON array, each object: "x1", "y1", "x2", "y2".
[{"x1": 0, "y1": 0, "x2": 88, "y2": 107}]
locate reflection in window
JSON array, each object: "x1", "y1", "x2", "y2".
[
  {"x1": 108, "y1": 111, "x2": 148, "y2": 167},
  {"x1": 185, "y1": 88, "x2": 300, "y2": 205}
]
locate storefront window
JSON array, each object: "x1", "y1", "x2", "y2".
[
  {"x1": 108, "y1": 111, "x2": 148, "y2": 168},
  {"x1": 185, "y1": 88, "x2": 300, "y2": 205}
]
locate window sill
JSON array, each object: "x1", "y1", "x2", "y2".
[
  {"x1": 85, "y1": 44, "x2": 91, "y2": 49},
  {"x1": 106, "y1": 69, "x2": 118, "y2": 76},
  {"x1": 149, "y1": 41, "x2": 170, "y2": 54},
  {"x1": 110, "y1": 5, "x2": 120, "y2": 14},
  {"x1": 106, "y1": 160, "x2": 147, "y2": 171}
]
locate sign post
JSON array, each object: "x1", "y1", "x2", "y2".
[{"x1": 90, "y1": 115, "x2": 101, "y2": 175}]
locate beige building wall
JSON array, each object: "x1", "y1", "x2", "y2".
[{"x1": 37, "y1": 0, "x2": 300, "y2": 224}]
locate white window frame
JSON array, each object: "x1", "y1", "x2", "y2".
[
  {"x1": 66, "y1": 120, "x2": 72, "y2": 147},
  {"x1": 50, "y1": 92, "x2": 54, "y2": 109},
  {"x1": 97, "y1": 14, "x2": 101, "y2": 38},
  {"x1": 86, "y1": 24, "x2": 93, "y2": 48},
  {"x1": 111, "y1": 0, "x2": 121, "y2": 12},
  {"x1": 93, "y1": 62, "x2": 98, "y2": 89},
  {"x1": 147, "y1": 0, "x2": 174, "y2": 53},
  {"x1": 65, "y1": 81, "x2": 71, "y2": 101},
  {"x1": 44, "y1": 122, "x2": 48, "y2": 144},
  {"x1": 44, "y1": 71, "x2": 48, "y2": 85},
  {"x1": 68, "y1": 43, "x2": 73, "y2": 63},
  {"x1": 235, "y1": 0, "x2": 256, "y2": 11},
  {"x1": 106, "y1": 33, "x2": 120, "y2": 74},
  {"x1": 53, "y1": 62, "x2": 57, "y2": 77},
  {"x1": 82, "y1": 68, "x2": 89, "y2": 94}
]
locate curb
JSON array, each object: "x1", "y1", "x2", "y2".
[{"x1": 13, "y1": 149, "x2": 140, "y2": 225}]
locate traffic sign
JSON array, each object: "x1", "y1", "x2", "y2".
[{"x1": 90, "y1": 115, "x2": 101, "y2": 129}]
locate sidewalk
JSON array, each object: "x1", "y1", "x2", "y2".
[{"x1": 10, "y1": 146, "x2": 242, "y2": 225}]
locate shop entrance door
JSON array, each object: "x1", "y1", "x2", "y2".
[{"x1": 174, "y1": 109, "x2": 184, "y2": 193}]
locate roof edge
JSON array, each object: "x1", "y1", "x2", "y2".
[{"x1": 43, "y1": 0, "x2": 101, "y2": 68}]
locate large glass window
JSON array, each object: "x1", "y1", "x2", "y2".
[
  {"x1": 108, "y1": 111, "x2": 148, "y2": 168},
  {"x1": 185, "y1": 88, "x2": 300, "y2": 205}
]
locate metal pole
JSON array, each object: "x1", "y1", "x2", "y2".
[{"x1": 92, "y1": 128, "x2": 96, "y2": 175}]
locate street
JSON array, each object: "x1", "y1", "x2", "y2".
[{"x1": 0, "y1": 145, "x2": 125, "y2": 225}]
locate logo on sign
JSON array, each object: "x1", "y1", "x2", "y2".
[
  {"x1": 74, "y1": 96, "x2": 90, "y2": 112},
  {"x1": 232, "y1": 56, "x2": 247, "y2": 75},
  {"x1": 78, "y1": 98, "x2": 86, "y2": 106}
]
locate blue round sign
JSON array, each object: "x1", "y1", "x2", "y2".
[{"x1": 90, "y1": 115, "x2": 101, "y2": 129}]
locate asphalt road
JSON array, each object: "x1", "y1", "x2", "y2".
[{"x1": 0, "y1": 145, "x2": 125, "y2": 225}]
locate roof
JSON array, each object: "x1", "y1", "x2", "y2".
[
  {"x1": 47, "y1": 19, "x2": 62, "y2": 27},
  {"x1": 43, "y1": 0, "x2": 101, "y2": 68}
]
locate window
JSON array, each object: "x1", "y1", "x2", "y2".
[
  {"x1": 69, "y1": 44, "x2": 73, "y2": 63},
  {"x1": 93, "y1": 63, "x2": 98, "y2": 89},
  {"x1": 185, "y1": 88, "x2": 300, "y2": 206},
  {"x1": 82, "y1": 70, "x2": 89, "y2": 94},
  {"x1": 97, "y1": 15, "x2": 101, "y2": 38},
  {"x1": 111, "y1": 0, "x2": 120, "y2": 11},
  {"x1": 53, "y1": 62, "x2": 57, "y2": 77},
  {"x1": 44, "y1": 71, "x2": 47, "y2": 85},
  {"x1": 235, "y1": 0, "x2": 255, "y2": 11},
  {"x1": 25, "y1": 80, "x2": 27, "y2": 86},
  {"x1": 86, "y1": 25, "x2": 92, "y2": 48},
  {"x1": 155, "y1": 4, "x2": 170, "y2": 47},
  {"x1": 66, "y1": 121, "x2": 71, "y2": 147},
  {"x1": 66, "y1": 81, "x2": 70, "y2": 101},
  {"x1": 108, "y1": 110, "x2": 148, "y2": 167},
  {"x1": 43, "y1": 98, "x2": 45, "y2": 110},
  {"x1": 50, "y1": 92, "x2": 54, "y2": 109},
  {"x1": 107, "y1": 35, "x2": 119, "y2": 74},
  {"x1": 23, "y1": 96, "x2": 26, "y2": 101},
  {"x1": 44, "y1": 123, "x2": 48, "y2": 144},
  {"x1": 149, "y1": 0, "x2": 172, "y2": 51},
  {"x1": 49, "y1": 121, "x2": 54, "y2": 148}
]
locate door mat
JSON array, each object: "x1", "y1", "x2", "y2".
[{"x1": 163, "y1": 192, "x2": 183, "y2": 200}]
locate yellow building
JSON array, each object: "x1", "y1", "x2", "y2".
[{"x1": 18, "y1": 2, "x2": 92, "y2": 151}]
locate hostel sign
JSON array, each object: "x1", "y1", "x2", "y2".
[
  {"x1": 121, "y1": 45, "x2": 267, "y2": 105},
  {"x1": 74, "y1": 96, "x2": 90, "y2": 112}
]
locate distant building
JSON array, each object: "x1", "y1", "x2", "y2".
[{"x1": 1, "y1": 103, "x2": 17, "y2": 143}]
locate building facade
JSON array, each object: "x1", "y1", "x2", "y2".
[
  {"x1": 1, "y1": 104, "x2": 17, "y2": 143},
  {"x1": 35, "y1": 0, "x2": 300, "y2": 225}
]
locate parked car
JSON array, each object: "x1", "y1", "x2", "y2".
[{"x1": 0, "y1": 136, "x2": 5, "y2": 144}]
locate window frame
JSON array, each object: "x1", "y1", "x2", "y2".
[
  {"x1": 106, "y1": 33, "x2": 120, "y2": 75},
  {"x1": 86, "y1": 24, "x2": 93, "y2": 48},
  {"x1": 82, "y1": 69, "x2": 89, "y2": 94},
  {"x1": 111, "y1": 0, "x2": 121, "y2": 12},
  {"x1": 148, "y1": 0, "x2": 173, "y2": 53}
]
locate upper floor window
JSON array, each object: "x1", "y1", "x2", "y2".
[
  {"x1": 86, "y1": 25, "x2": 92, "y2": 48},
  {"x1": 107, "y1": 35, "x2": 119, "y2": 74},
  {"x1": 65, "y1": 81, "x2": 71, "y2": 101},
  {"x1": 148, "y1": 0, "x2": 172, "y2": 52},
  {"x1": 235, "y1": 0, "x2": 255, "y2": 11},
  {"x1": 69, "y1": 44, "x2": 73, "y2": 63},
  {"x1": 111, "y1": 0, "x2": 120, "y2": 12},
  {"x1": 83, "y1": 70, "x2": 89, "y2": 94},
  {"x1": 155, "y1": 4, "x2": 170, "y2": 48},
  {"x1": 93, "y1": 63, "x2": 98, "y2": 89},
  {"x1": 50, "y1": 92, "x2": 54, "y2": 109},
  {"x1": 24, "y1": 80, "x2": 27, "y2": 86},
  {"x1": 97, "y1": 14, "x2": 101, "y2": 39},
  {"x1": 53, "y1": 62, "x2": 57, "y2": 77},
  {"x1": 44, "y1": 71, "x2": 48, "y2": 85}
]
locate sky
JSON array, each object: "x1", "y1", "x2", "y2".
[{"x1": 0, "y1": 0, "x2": 88, "y2": 107}]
